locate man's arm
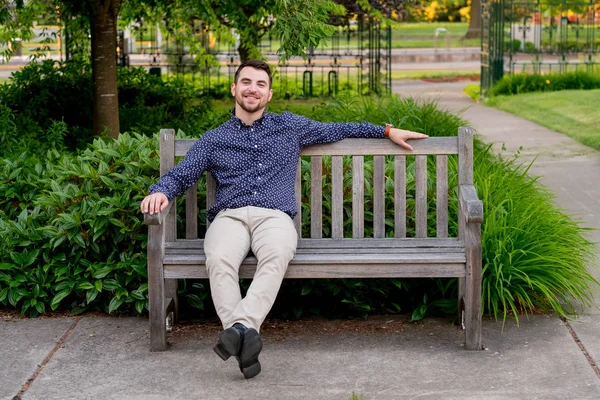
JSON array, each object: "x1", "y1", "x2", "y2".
[
  {"x1": 291, "y1": 113, "x2": 427, "y2": 148},
  {"x1": 140, "y1": 138, "x2": 210, "y2": 215}
]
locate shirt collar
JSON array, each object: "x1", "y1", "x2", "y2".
[{"x1": 230, "y1": 108, "x2": 270, "y2": 129}]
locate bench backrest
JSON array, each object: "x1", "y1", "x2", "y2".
[{"x1": 157, "y1": 127, "x2": 474, "y2": 242}]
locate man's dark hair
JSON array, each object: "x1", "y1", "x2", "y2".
[{"x1": 234, "y1": 60, "x2": 272, "y2": 87}]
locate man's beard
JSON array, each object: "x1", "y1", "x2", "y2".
[{"x1": 237, "y1": 93, "x2": 265, "y2": 113}]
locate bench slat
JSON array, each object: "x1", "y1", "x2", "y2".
[
  {"x1": 332, "y1": 156, "x2": 344, "y2": 239},
  {"x1": 174, "y1": 137, "x2": 460, "y2": 157},
  {"x1": 294, "y1": 159, "x2": 302, "y2": 236},
  {"x1": 394, "y1": 156, "x2": 406, "y2": 238},
  {"x1": 436, "y1": 155, "x2": 449, "y2": 238},
  {"x1": 165, "y1": 264, "x2": 465, "y2": 279},
  {"x1": 164, "y1": 238, "x2": 463, "y2": 249},
  {"x1": 206, "y1": 172, "x2": 216, "y2": 229},
  {"x1": 166, "y1": 247, "x2": 465, "y2": 256},
  {"x1": 311, "y1": 156, "x2": 323, "y2": 238},
  {"x1": 416, "y1": 155, "x2": 428, "y2": 238},
  {"x1": 352, "y1": 156, "x2": 364, "y2": 239},
  {"x1": 373, "y1": 155, "x2": 385, "y2": 238},
  {"x1": 165, "y1": 252, "x2": 466, "y2": 264},
  {"x1": 185, "y1": 184, "x2": 198, "y2": 239}
]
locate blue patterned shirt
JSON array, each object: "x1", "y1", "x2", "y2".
[{"x1": 149, "y1": 110, "x2": 385, "y2": 221}]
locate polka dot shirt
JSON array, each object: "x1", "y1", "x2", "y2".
[{"x1": 149, "y1": 110, "x2": 386, "y2": 221}]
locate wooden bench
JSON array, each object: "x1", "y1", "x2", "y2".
[{"x1": 144, "y1": 127, "x2": 484, "y2": 351}]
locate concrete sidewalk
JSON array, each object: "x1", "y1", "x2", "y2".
[{"x1": 2, "y1": 82, "x2": 600, "y2": 400}]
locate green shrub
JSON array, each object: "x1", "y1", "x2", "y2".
[
  {"x1": 504, "y1": 39, "x2": 521, "y2": 52},
  {"x1": 491, "y1": 72, "x2": 600, "y2": 96},
  {"x1": 0, "y1": 133, "x2": 160, "y2": 316},
  {"x1": 0, "y1": 61, "x2": 216, "y2": 151},
  {"x1": 1, "y1": 94, "x2": 597, "y2": 322}
]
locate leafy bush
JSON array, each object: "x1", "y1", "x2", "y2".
[
  {"x1": 1, "y1": 93, "x2": 597, "y2": 322},
  {"x1": 0, "y1": 60, "x2": 216, "y2": 150},
  {"x1": 504, "y1": 39, "x2": 521, "y2": 52},
  {"x1": 0, "y1": 133, "x2": 159, "y2": 316},
  {"x1": 491, "y1": 72, "x2": 600, "y2": 96}
]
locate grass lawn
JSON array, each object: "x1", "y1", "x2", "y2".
[
  {"x1": 391, "y1": 70, "x2": 479, "y2": 80},
  {"x1": 487, "y1": 90, "x2": 600, "y2": 151}
]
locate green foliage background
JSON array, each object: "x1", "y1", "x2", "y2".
[{"x1": 0, "y1": 67, "x2": 597, "y2": 323}]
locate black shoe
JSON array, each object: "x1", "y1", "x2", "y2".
[
  {"x1": 213, "y1": 326, "x2": 242, "y2": 361},
  {"x1": 237, "y1": 328, "x2": 262, "y2": 379}
]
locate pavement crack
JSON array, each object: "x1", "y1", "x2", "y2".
[
  {"x1": 12, "y1": 317, "x2": 82, "y2": 400},
  {"x1": 561, "y1": 317, "x2": 600, "y2": 379}
]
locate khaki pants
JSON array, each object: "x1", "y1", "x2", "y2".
[{"x1": 204, "y1": 206, "x2": 298, "y2": 332}]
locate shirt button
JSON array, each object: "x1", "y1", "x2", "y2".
[
  {"x1": 258, "y1": 163, "x2": 262, "y2": 167},
  {"x1": 254, "y1": 145, "x2": 258, "y2": 149},
  {"x1": 257, "y1": 177, "x2": 261, "y2": 181},
  {"x1": 253, "y1": 191, "x2": 257, "y2": 195}
]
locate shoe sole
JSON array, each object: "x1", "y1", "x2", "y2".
[
  {"x1": 213, "y1": 327, "x2": 242, "y2": 361},
  {"x1": 238, "y1": 329, "x2": 262, "y2": 379}
]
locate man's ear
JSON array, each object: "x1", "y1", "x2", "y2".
[
  {"x1": 268, "y1": 88, "x2": 273, "y2": 102},
  {"x1": 231, "y1": 82, "x2": 236, "y2": 97}
]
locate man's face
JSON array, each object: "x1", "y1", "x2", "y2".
[{"x1": 231, "y1": 67, "x2": 273, "y2": 114}]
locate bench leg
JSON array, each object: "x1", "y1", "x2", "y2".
[
  {"x1": 165, "y1": 279, "x2": 179, "y2": 323},
  {"x1": 464, "y1": 226, "x2": 483, "y2": 350},
  {"x1": 458, "y1": 277, "x2": 465, "y2": 328},
  {"x1": 148, "y1": 225, "x2": 167, "y2": 351}
]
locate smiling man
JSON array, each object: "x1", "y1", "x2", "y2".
[{"x1": 140, "y1": 60, "x2": 427, "y2": 379}]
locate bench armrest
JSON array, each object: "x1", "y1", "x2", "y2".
[
  {"x1": 459, "y1": 185, "x2": 483, "y2": 224},
  {"x1": 144, "y1": 201, "x2": 174, "y2": 225}
]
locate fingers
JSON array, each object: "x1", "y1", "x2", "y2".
[
  {"x1": 389, "y1": 128, "x2": 429, "y2": 151},
  {"x1": 140, "y1": 193, "x2": 168, "y2": 215},
  {"x1": 397, "y1": 141, "x2": 414, "y2": 151}
]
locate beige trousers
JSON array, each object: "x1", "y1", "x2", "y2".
[{"x1": 204, "y1": 206, "x2": 298, "y2": 332}]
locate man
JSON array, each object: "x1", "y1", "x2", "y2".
[{"x1": 141, "y1": 60, "x2": 427, "y2": 379}]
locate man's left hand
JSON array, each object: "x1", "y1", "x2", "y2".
[{"x1": 388, "y1": 128, "x2": 428, "y2": 151}]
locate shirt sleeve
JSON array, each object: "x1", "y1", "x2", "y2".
[
  {"x1": 149, "y1": 137, "x2": 210, "y2": 201},
  {"x1": 289, "y1": 112, "x2": 386, "y2": 148}
]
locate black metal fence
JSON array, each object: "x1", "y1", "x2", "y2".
[
  {"x1": 481, "y1": 0, "x2": 600, "y2": 96},
  {"x1": 119, "y1": 20, "x2": 393, "y2": 98}
]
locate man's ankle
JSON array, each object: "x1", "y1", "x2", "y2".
[{"x1": 232, "y1": 323, "x2": 248, "y2": 335}]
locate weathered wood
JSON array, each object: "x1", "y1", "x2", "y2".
[
  {"x1": 165, "y1": 252, "x2": 466, "y2": 265},
  {"x1": 311, "y1": 157, "x2": 323, "y2": 239},
  {"x1": 415, "y1": 155, "x2": 428, "y2": 238},
  {"x1": 166, "y1": 248, "x2": 466, "y2": 258},
  {"x1": 460, "y1": 185, "x2": 484, "y2": 224},
  {"x1": 160, "y1": 130, "x2": 177, "y2": 242},
  {"x1": 458, "y1": 127, "x2": 474, "y2": 186},
  {"x1": 436, "y1": 155, "x2": 449, "y2": 238},
  {"x1": 394, "y1": 156, "x2": 406, "y2": 238},
  {"x1": 206, "y1": 173, "x2": 216, "y2": 229},
  {"x1": 147, "y1": 127, "x2": 484, "y2": 352},
  {"x1": 164, "y1": 238, "x2": 464, "y2": 250},
  {"x1": 144, "y1": 202, "x2": 174, "y2": 225},
  {"x1": 373, "y1": 156, "x2": 386, "y2": 238},
  {"x1": 294, "y1": 159, "x2": 302, "y2": 236},
  {"x1": 164, "y1": 263, "x2": 466, "y2": 279},
  {"x1": 464, "y1": 220, "x2": 483, "y2": 350},
  {"x1": 352, "y1": 156, "x2": 365, "y2": 239},
  {"x1": 331, "y1": 156, "x2": 344, "y2": 239},
  {"x1": 185, "y1": 184, "x2": 198, "y2": 239},
  {"x1": 148, "y1": 223, "x2": 167, "y2": 351},
  {"x1": 175, "y1": 137, "x2": 460, "y2": 157}
]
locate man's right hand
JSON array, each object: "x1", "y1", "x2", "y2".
[{"x1": 141, "y1": 193, "x2": 169, "y2": 216}]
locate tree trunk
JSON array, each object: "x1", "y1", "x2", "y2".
[
  {"x1": 464, "y1": 0, "x2": 482, "y2": 39},
  {"x1": 90, "y1": 0, "x2": 121, "y2": 138}
]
